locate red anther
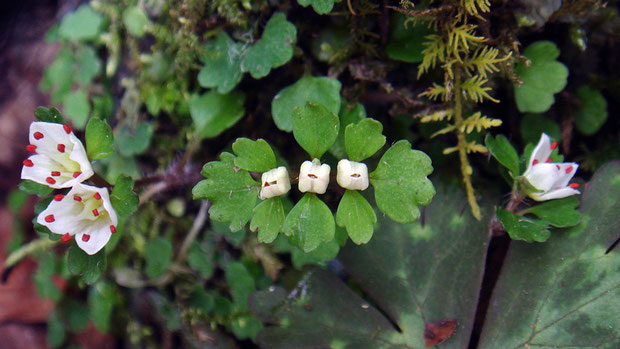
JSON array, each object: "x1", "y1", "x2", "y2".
[
  {"x1": 545, "y1": 158, "x2": 552, "y2": 163},
  {"x1": 570, "y1": 183, "x2": 580, "y2": 189},
  {"x1": 565, "y1": 166, "x2": 573, "y2": 173},
  {"x1": 54, "y1": 194, "x2": 64, "y2": 201},
  {"x1": 555, "y1": 165, "x2": 560, "y2": 170},
  {"x1": 51, "y1": 171, "x2": 61, "y2": 176},
  {"x1": 110, "y1": 225, "x2": 116, "y2": 234},
  {"x1": 93, "y1": 192, "x2": 101, "y2": 200},
  {"x1": 63, "y1": 124, "x2": 71, "y2": 134},
  {"x1": 46, "y1": 177, "x2": 56, "y2": 184},
  {"x1": 92, "y1": 209, "x2": 99, "y2": 217},
  {"x1": 57, "y1": 144, "x2": 65, "y2": 153},
  {"x1": 533, "y1": 159, "x2": 539, "y2": 165},
  {"x1": 82, "y1": 234, "x2": 90, "y2": 242},
  {"x1": 23, "y1": 159, "x2": 34, "y2": 167},
  {"x1": 73, "y1": 195, "x2": 82, "y2": 202},
  {"x1": 73, "y1": 171, "x2": 82, "y2": 178},
  {"x1": 44, "y1": 214, "x2": 55, "y2": 223},
  {"x1": 26, "y1": 144, "x2": 37, "y2": 153},
  {"x1": 61, "y1": 233, "x2": 72, "y2": 242},
  {"x1": 550, "y1": 141, "x2": 558, "y2": 150},
  {"x1": 33, "y1": 131, "x2": 44, "y2": 140}
]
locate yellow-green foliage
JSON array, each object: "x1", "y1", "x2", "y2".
[{"x1": 413, "y1": 0, "x2": 510, "y2": 220}]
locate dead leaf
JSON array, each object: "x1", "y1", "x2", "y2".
[{"x1": 424, "y1": 318, "x2": 457, "y2": 347}]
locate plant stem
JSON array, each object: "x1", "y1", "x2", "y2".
[
  {"x1": 454, "y1": 68, "x2": 482, "y2": 220},
  {"x1": 4, "y1": 238, "x2": 58, "y2": 268}
]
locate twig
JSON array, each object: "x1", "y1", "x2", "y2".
[
  {"x1": 3, "y1": 238, "x2": 58, "y2": 269},
  {"x1": 177, "y1": 200, "x2": 211, "y2": 262}
]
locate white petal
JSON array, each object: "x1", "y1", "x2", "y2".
[
  {"x1": 76, "y1": 218, "x2": 113, "y2": 255},
  {"x1": 37, "y1": 196, "x2": 84, "y2": 235},
  {"x1": 551, "y1": 163, "x2": 579, "y2": 189},
  {"x1": 68, "y1": 132, "x2": 94, "y2": 182},
  {"x1": 29, "y1": 122, "x2": 72, "y2": 154},
  {"x1": 530, "y1": 187, "x2": 581, "y2": 201},
  {"x1": 526, "y1": 133, "x2": 552, "y2": 173},
  {"x1": 524, "y1": 163, "x2": 560, "y2": 192},
  {"x1": 298, "y1": 161, "x2": 313, "y2": 193}
]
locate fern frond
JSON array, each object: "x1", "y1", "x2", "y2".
[
  {"x1": 420, "y1": 109, "x2": 454, "y2": 123},
  {"x1": 419, "y1": 83, "x2": 448, "y2": 102},
  {"x1": 417, "y1": 34, "x2": 446, "y2": 78},
  {"x1": 431, "y1": 125, "x2": 457, "y2": 138},
  {"x1": 461, "y1": 0, "x2": 491, "y2": 16},
  {"x1": 443, "y1": 146, "x2": 459, "y2": 155},
  {"x1": 447, "y1": 23, "x2": 486, "y2": 59},
  {"x1": 464, "y1": 141, "x2": 488, "y2": 154},
  {"x1": 463, "y1": 47, "x2": 511, "y2": 78},
  {"x1": 460, "y1": 76, "x2": 498, "y2": 103},
  {"x1": 459, "y1": 111, "x2": 502, "y2": 133}
]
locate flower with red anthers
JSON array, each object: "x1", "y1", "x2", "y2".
[
  {"x1": 521, "y1": 133, "x2": 580, "y2": 201},
  {"x1": 37, "y1": 183, "x2": 118, "y2": 255},
  {"x1": 21, "y1": 122, "x2": 94, "y2": 189}
]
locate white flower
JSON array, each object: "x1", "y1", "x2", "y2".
[
  {"x1": 522, "y1": 133, "x2": 580, "y2": 201},
  {"x1": 298, "y1": 160, "x2": 330, "y2": 194},
  {"x1": 259, "y1": 166, "x2": 291, "y2": 200},
  {"x1": 37, "y1": 183, "x2": 118, "y2": 255},
  {"x1": 337, "y1": 159, "x2": 369, "y2": 191},
  {"x1": 21, "y1": 122, "x2": 94, "y2": 189}
]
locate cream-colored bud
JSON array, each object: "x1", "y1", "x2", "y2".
[
  {"x1": 298, "y1": 160, "x2": 330, "y2": 194},
  {"x1": 259, "y1": 166, "x2": 291, "y2": 200},
  {"x1": 337, "y1": 159, "x2": 369, "y2": 190}
]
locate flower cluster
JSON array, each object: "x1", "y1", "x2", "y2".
[
  {"x1": 521, "y1": 133, "x2": 580, "y2": 201},
  {"x1": 258, "y1": 158, "x2": 371, "y2": 200},
  {"x1": 21, "y1": 122, "x2": 117, "y2": 255}
]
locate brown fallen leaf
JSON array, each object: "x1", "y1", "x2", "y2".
[{"x1": 424, "y1": 318, "x2": 457, "y2": 347}]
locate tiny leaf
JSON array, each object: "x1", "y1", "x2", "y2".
[
  {"x1": 232, "y1": 138, "x2": 277, "y2": 172},
  {"x1": 282, "y1": 193, "x2": 335, "y2": 252},
  {"x1": 485, "y1": 134, "x2": 520, "y2": 177},
  {"x1": 110, "y1": 175, "x2": 139, "y2": 218},
  {"x1": 297, "y1": 0, "x2": 336, "y2": 14},
  {"x1": 62, "y1": 90, "x2": 90, "y2": 129},
  {"x1": 115, "y1": 122, "x2": 154, "y2": 156},
  {"x1": 370, "y1": 140, "x2": 435, "y2": 223},
  {"x1": 19, "y1": 180, "x2": 53, "y2": 197},
  {"x1": 522, "y1": 196, "x2": 580, "y2": 228},
  {"x1": 67, "y1": 244, "x2": 107, "y2": 284},
  {"x1": 122, "y1": 6, "x2": 148, "y2": 37},
  {"x1": 292, "y1": 103, "x2": 339, "y2": 159},
  {"x1": 190, "y1": 91, "x2": 245, "y2": 139},
  {"x1": 386, "y1": 15, "x2": 434, "y2": 63},
  {"x1": 85, "y1": 117, "x2": 114, "y2": 160},
  {"x1": 88, "y1": 281, "x2": 117, "y2": 332},
  {"x1": 198, "y1": 32, "x2": 243, "y2": 93},
  {"x1": 192, "y1": 153, "x2": 260, "y2": 232},
  {"x1": 58, "y1": 5, "x2": 103, "y2": 41},
  {"x1": 336, "y1": 190, "x2": 376, "y2": 244},
  {"x1": 496, "y1": 207, "x2": 550, "y2": 242},
  {"x1": 251, "y1": 197, "x2": 285, "y2": 243},
  {"x1": 329, "y1": 102, "x2": 366, "y2": 159},
  {"x1": 272, "y1": 76, "x2": 341, "y2": 132},
  {"x1": 574, "y1": 85, "x2": 608, "y2": 136},
  {"x1": 144, "y1": 237, "x2": 173, "y2": 278},
  {"x1": 34, "y1": 107, "x2": 65, "y2": 124},
  {"x1": 344, "y1": 118, "x2": 386, "y2": 162}
]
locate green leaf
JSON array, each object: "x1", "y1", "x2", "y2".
[
  {"x1": 85, "y1": 117, "x2": 114, "y2": 160},
  {"x1": 574, "y1": 85, "x2": 608, "y2": 135},
  {"x1": 232, "y1": 138, "x2": 277, "y2": 172},
  {"x1": 34, "y1": 107, "x2": 65, "y2": 124},
  {"x1": 240, "y1": 13, "x2": 297, "y2": 79},
  {"x1": 479, "y1": 161, "x2": 620, "y2": 348},
  {"x1": 496, "y1": 207, "x2": 550, "y2": 242},
  {"x1": 198, "y1": 32, "x2": 243, "y2": 93},
  {"x1": 251, "y1": 197, "x2": 285, "y2": 243},
  {"x1": 386, "y1": 15, "x2": 434, "y2": 63},
  {"x1": 344, "y1": 118, "x2": 386, "y2": 162},
  {"x1": 192, "y1": 153, "x2": 260, "y2": 232},
  {"x1": 115, "y1": 122, "x2": 154, "y2": 156},
  {"x1": 187, "y1": 241, "x2": 215, "y2": 278},
  {"x1": 40, "y1": 48, "x2": 74, "y2": 103},
  {"x1": 47, "y1": 311, "x2": 66, "y2": 348},
  {"x1": 292, "y1": 103, "x2": 340, "y2": 159},
  {"x1": 520, "y1": 113, "x2": 561, "y2": 145},
  {"x1": 75, "y1": 46, "x2": 101, "y2": 85},
  {"x1": 190, "y1": 91, "x2": 245, "y2": 139},
  {"x1": 282, "y1": 193, "x2": 335, "y2": 252},
  {"x1": 329, "y1": 102, "x2": 367, "y2": 159},
  {"x1": 370, "y1": 140, "x2": 435, "y2": 223},
  {"x1": 252, "y1": 183, "x2": 490, "y2": 348},
  {"x1": 189, "y1": 286, "x2": 214, "y2": 314},
  {"x1": 67, "y1": 244, "x2": 107, "y2": 284},
  {"x1": 272, "y1": 76, "x2": 341, "y2": 132},
  {"x1": 522, "y1": 196, "x2": 580, "y2": 228},
  {"x1": 34, "y1": 253, "x2": 61, "y2": 301},
  {"x1": 19, "y1": 180, "x2": 53, "y2": 197},
  {"x1": 297, "y1": 0, "x2": 336, "y2": 14},
  {"x1": 336, "y1": 190, "x2": 376, "y2": 244},
  {"x1": 514, "y1": 41, "x2": 568, "y2": 113},
  {"x1": 62, "y1": 90, "x2": 90, "y2": 129},
  {"x1": 226, "y1": 262, "x2": 256, "y2": 309},
  {"x1": 110, "y1": 175, "x2": 139, "y2": 218},
  {"x1": 485, "y1": 134, "x2": 520, "y2": 177},
  {"x1": 310, "y1": 25, "x2": 353, "y2": 63},
  {"x1": 292, "y1": 238, "x2": 340, "y2": 268},
  {"x1": 58, "y1": 5, "x2": 103, "y2": 41},
  {"x1": 64, "y1": 299, "x2": 89, "y2": 332},
  {"x1": 122, "y1": 6, "x2": 148, "y2": 37},
  {"x1": 144, "y1": 237, "x2": 173, "y2": 278},
  {"x1": 89, "y1": 281, "x2": 117, "y2": 332}
]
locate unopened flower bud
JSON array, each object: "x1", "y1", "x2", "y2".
[
  {"x1": 298, "y1": 160, "x2": 330, "y2": 194},
  {"x1": 337, "y1": 159, "x2": 369, "y2": 190},
  {"x1": 259, "y1": 166, "x2": 291, "y2": 200}
]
